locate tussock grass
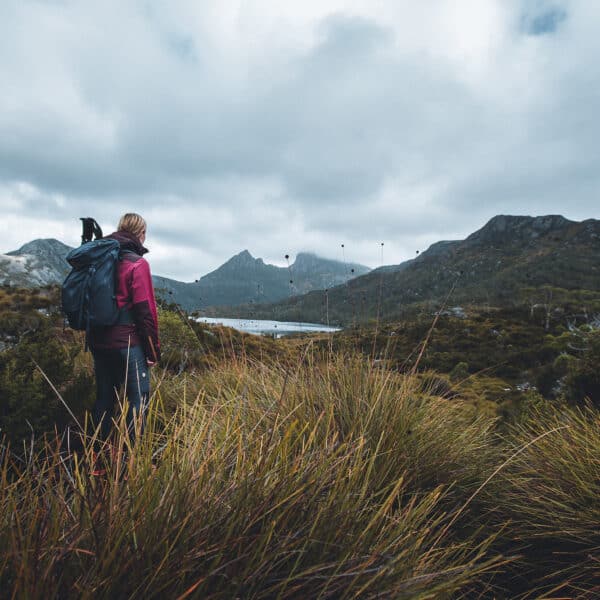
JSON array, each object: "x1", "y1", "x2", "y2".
[
  {"x1": 3, "y1": 350, "x2": 599, "y2": 598},
  {"x1": 0, "y1": 352, "x2": 504, "y2": 598},
  {"x1": 493, "y1": 404, "x2": 600, "y2": 598}
]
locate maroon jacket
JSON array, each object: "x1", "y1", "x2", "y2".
[{"x1": 89, "y1": 231, "x2": 161, "y2": 362}]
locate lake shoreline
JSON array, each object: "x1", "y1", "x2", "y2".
[{"x1": 195, "y1": 316, "x2": 341, "y2": 337}]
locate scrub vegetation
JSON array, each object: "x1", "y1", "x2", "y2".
[{"x1": 1, "y1": 286, "x2": 600, "y2": 597}]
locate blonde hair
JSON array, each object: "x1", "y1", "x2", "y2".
[{"x1": 117, "y1": 213, "x2": 146, "y2": 239}]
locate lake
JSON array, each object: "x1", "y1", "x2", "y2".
[{"x1": 196, "y1": 317, "x2": 341, "y2": 337}]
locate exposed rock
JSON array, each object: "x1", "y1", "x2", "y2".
[{"x1": 465, "y1": 215, "x2": 573, "y2": 245}]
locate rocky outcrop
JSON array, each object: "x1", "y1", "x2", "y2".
[{"x1": 465, "y1": 215, "x2": 574, "y2": 245}]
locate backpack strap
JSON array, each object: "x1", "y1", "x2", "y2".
[
  {"x1": 82, "y1": 267, "x2": 95, "y2": 351},
  {"x1": 116, "y1": 250, "x2": 137, "y2": 326}
]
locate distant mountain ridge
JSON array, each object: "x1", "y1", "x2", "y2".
[
  {"x1": 4, "y1": 215, "x2": 597, "y2": 321},
  {"x1": 0, "y1": 240, "x2": 369, "y2": 310},
  {"x1": 155, "y1": 250, "x2": 370, "y2": 309},
  {"x1": 225, "y1": 215, "x2": 600, "y2": 324}
]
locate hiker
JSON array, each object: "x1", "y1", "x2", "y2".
[{"x1": 88, "y1": 213, "x2": 161, "y2": 444}]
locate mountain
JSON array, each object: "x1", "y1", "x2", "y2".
[
  {"x1": 0, "y1": 240, "x2": 196, "y2": 298},
  {"x1": 293, "y1": 252, "x2": 369, "y2": 289},
  {"x1": 1, "y1": 239, "x2": 73, "y2": 287},
  {"x1": 156, "y1": 250, "x2": 370, "y2": 310},
  {"x1": 0, "y1": 240, "x2": 369, "y2": 311},
  {"x1": 224, "y1": 215, "x2": 600, "y2": 325}
]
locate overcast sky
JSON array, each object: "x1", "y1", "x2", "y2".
[{"x1": 1, "y1": 0, "x2": 598, "y2": 281}]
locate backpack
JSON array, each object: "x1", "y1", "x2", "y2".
[{"x1": 61, "y1": 239, "x2": 128, "y2": 333}]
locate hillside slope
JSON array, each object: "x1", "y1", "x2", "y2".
[{"x1": 223, "y1": 215, "x2": 600, "y2": 324}]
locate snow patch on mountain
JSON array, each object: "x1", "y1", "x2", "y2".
[{"x1": 0, "y1": 239, "x2": 72, "y2": 287}]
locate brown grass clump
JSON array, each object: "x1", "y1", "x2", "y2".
[
  {"x1": 491, "y1": 404, "x2": 600, "y2": 598},
  {"x1": 0, "y1": 353, "x2": 503, "y2": 598}
]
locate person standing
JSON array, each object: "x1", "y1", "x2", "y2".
[{"x1": 88, "y1": 213, "x2": 161, "y2": 447}]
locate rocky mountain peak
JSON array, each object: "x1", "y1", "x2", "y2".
[
  {"x1": 292, "y1": 252, "x2": 320, "y2": 270},
  {"x1": 226, "y1": 250, "x2": 257, "y2": 266},
  {"x1": 293, "y1": 252, "x2": 370, "y2": 277},
  {"x1": 7, "y1": 238, "x2": 72, "y2": 258},
  {"x1": 466, "y1": 214, "x2": 574, "y2": 245},
  {"x1": 1, "y1": 238, "x2": 73, "y2": 287},
  {"x1": 198, "y1": 250, "x2": 270, "y2": 288}
]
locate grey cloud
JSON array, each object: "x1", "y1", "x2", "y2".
[
  {"x1": 263, "y1": 18, "x2": 478, "y2": 204},
  {"x1": 1, "y1": 2, "x2": 600, "y2": 280},
  {"x1": 521, "y1": 6, "x2": 568, "y2": 36},
  {"x1": 0, "y1": 7, "x2": 475, "y2": 208},
  {"x1": 165, "y1": 33, "x2": 198, "y2": 63},
  {"x1": 1, "y1": 9, "x2": 454, "y2": 202}
]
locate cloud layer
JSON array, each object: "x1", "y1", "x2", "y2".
[{"x1": 1, "y1": 0, "x2": 598, "y2": 280}]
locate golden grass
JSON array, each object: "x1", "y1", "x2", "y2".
[
  {"x1": 0, "y1": 352, "x2": 505, "y2": 598},
  {"x1": 1, "y1": 350, "x2": 598, "y2": 598}
]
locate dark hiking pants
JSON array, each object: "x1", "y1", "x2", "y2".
[{"x1": 91, "y1": 345, "x2": 150, "y2": 444}]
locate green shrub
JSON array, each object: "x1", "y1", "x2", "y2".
[
  {"x1": 0, "y1": 327, "x2": 90, "y2": 446},
  {"x1": 450, "y1": 361, "x2": 469, "y2": 382},
  {"x1": 158, "y1": 307, "x2": 205, "y2": 371},
  {"x1": 564, "y1": 330, "x2": 600, "y2": 405}
]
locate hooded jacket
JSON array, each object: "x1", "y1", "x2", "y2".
[{"x1": 88, "y1": 230, "x2": 161, "y2": 362}]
